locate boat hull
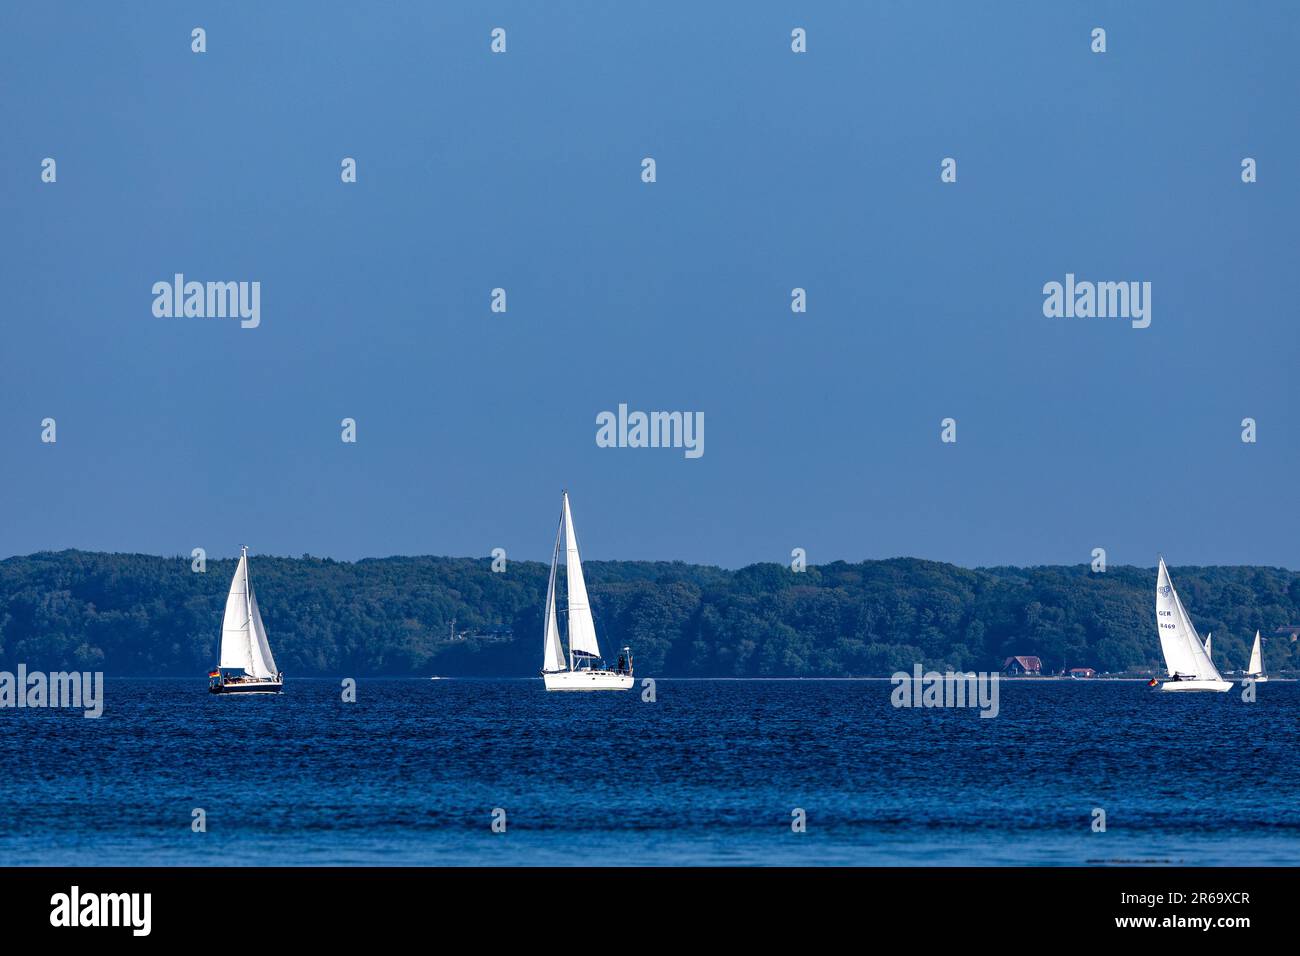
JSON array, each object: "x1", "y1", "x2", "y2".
[
  {"x1": 1158, "y1": 679, "x2": 1232, "y2": 693},
  {"x1": 1246, "y1": 675, "x2": 1268, "y2": 683},
  {"x1": 209, "y1": 680, "x2": 283, "y2": 695},
  {"x1": 543, "y1": 670, "x2": 634, "y2": 691}
]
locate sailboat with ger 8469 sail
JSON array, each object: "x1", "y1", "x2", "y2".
[{"x1": 1152, "y1": 557, "x2": 1231, "y2": 692}]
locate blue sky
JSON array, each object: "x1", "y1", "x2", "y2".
[{"x1": 1, "y1": 2, "x2": 1296, "y2": 569}]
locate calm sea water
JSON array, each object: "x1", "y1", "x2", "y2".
[{"x1": 1, "y1": 679, "x2": 1296, "y2": 866}]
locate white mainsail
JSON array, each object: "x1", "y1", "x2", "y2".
[
  {"x1": 1247, "y1": 630, "x2": 1264, "y2": 676},
  {"x1": 541, "y1": 515, "x2": 566, "y2": 672},
  {"x1": 1155, "y1": 558, "x2": 1222, "y2": 682},
  {"x1": 561, "y1": 492, "x2": 602, "y2": 663},
  {"x1": 218, "y1": 550, "x2": 278, "y2": 679}
]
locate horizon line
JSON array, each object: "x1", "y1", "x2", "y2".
[{"x1": 2, "y1": 547, "x2": 1296, "y2": 574}]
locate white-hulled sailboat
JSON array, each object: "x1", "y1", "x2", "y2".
[
  {"x1": 208, "y1": 547, "x2": 284, "y2": 694},
  {"x1": 1246, "y1": 630, "x2": 1268, "y2": 682},
  {"x1": 541, "y1": 491, "x2": 634, "y2": 691},
  {"x1": 1153, "y1": 557, "x2": 1231, "y2": 692}
]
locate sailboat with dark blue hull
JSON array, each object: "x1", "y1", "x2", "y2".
[{"x1": 208, "y1": 547, "x2": 283, "y2": 694}]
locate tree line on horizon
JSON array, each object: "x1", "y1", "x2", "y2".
[{"x1": 0, "y1": 550, "x2": 1296, "y2": 678}]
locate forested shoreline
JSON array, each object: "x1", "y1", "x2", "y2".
[{"x1": 0, "y1": 551, "x2": 1296, "y2": 677}]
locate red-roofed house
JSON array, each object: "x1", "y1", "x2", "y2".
[
  {"x1": 1002, "y1": 655, "x2": 1042, "y2": 676},
  {"x1": 1067, "y1": 667, "x2": 1097, "y2": 678}
]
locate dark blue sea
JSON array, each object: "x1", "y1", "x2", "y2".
[{"x1": 1, "y1": 679, "x2": 1296, "y2": 866}]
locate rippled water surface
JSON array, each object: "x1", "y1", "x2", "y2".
[{"x1": 1, "y1": 678, "x2": 1295, "y2": 865}]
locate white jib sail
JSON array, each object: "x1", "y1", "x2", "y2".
[
  {"x1": 1155, "y1": 558, "x2": 1223, "y2": 682},
  {"x1": 541, "y1": 514, "x2": 566, "y2": 672},
  {"x1": 1248, "y1": 631, "x2": 1263, "y2": 675},
  {"x1": 247, "y1": 581, "x2": 278, "y2": 678},
  {"x1": 562, "y1": 493, "x2": 601, "y2": 661},
  {"x1": 218, "y1": 552, "x2": 278, "y2": 679}
]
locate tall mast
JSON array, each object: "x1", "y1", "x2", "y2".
[
  {"x1": 242, "y1": 546, "x2": 254, "y2": 673},
  {"x1": 563, "y1": 491, "x2": 573, "y2": 672}
]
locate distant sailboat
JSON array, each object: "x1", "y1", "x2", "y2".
[
  {"x1": 1153, "y1": 557, "x2": 1230, "y2": 692},
  {"x1": 1246, "y1": 630, "x2": 1268, "y2": 683},
  {"x1": 1204, "y1": 633, "x2": 1212, "y2": 660},
  {"x1": 208, "y1": 547, "x2": 283, "y2": 694},
  {"x1": 541, "y1": 491, "x2": 634, "y2": 691}
]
